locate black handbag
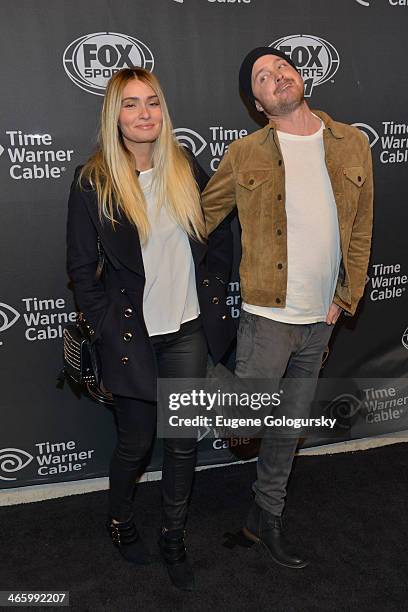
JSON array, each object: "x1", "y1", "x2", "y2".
[{"x1": 59, "y1": 238, "x2": 113, "y2": 405}]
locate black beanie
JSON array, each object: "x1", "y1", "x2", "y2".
[{"x1": 239, "y1": 46, "x2": 298, "y2": 107}]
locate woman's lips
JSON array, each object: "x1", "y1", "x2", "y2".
[{"x1": 135, "y1": 124, "x2": 155, "y2": 130}]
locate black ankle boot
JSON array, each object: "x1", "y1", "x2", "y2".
[
  {"x1": 159, "y1": 528, "x2": 194, "y2": 591},
  {"x1": 107, "y1": 516, "x2": 151, "y2": 565},
  {"x1": 243, "y1": 502, "x2": 308, "y2": 569}
]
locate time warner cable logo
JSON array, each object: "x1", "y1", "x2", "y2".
[
  {"x1": 0, "y1": 302, "x2": 20, "y2": 346},
  {"x1": 63, "y1": 32, "x2": 154, "y2": 96},
  {"x1": 352, "y1": 123, "x2": 379, "y2": 148},
  {"x1": 271, "y1": 34, "x2": 340, "y2": 97},
  {"x1": 174, "y1": 128, "x2": 207, "y2": 156},
  {"x1": 0, "y1": 448, "x2": 34, "y2": 481}
]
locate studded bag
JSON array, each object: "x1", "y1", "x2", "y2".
[{"x1": 59, "y1": 238, "x2": 113, "y2": 405}]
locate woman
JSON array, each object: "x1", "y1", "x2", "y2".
[{"x1": 66, "y1": 67, "x2": 235, "y2": 591}]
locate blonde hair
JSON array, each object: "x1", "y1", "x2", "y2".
[{"x1": 80, "y1": 67, "x2": 206, "y2": 243}]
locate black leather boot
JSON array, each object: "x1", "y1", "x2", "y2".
[
  {"x1": 107, "y1": 516, "x2": 151, "y2": 565},
  {"x1": 243, "y1": 501, "x2": 308, "y2": 569},
  {"x1": 159, "y1": 528, "x2": 194, "y2": 591}
]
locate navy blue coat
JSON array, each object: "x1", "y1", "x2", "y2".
[{"x1": 66, "y1": 157, "x2": 235, "y2": 400}]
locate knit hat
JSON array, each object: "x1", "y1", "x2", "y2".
[{"x1": 239, "y1": 47, "x2": 298, "y2": 107}]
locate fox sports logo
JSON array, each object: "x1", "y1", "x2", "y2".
[
  {"x1": 271, "y1": 34, "x2": 340, "y2": 97},
  {"x1": 63, "y1": 32, "x2": 155, "y2": 96}
]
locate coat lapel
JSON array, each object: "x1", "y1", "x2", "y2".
[
  {"x1": 84, "y1": 194, "x2": 145, "y2": 276},
  {"x1": 189, "y1": 235, "x2": 207, "y2": 269}
]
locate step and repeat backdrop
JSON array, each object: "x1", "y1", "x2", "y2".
[{"x1": 1, "y1": 0, "x2": 407, "y2": 489}]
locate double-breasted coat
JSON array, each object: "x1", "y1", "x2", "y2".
[{"x1": 66, "y1": 155, "x2": 236, "y2": 400}]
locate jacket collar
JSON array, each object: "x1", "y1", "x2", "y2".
[{"x1": 257, "y1": 109, "x2": 345, "y2": 145}]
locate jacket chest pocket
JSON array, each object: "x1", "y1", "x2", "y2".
[
  {"x1": 343, "y1": 166, "x2": 366, "y2": 210},
  {"x1": 236, "y1": 170, "x2": 274, "y2": 220},
  {"x1": 237, "y1": 170, "x2": 273, "y2": 191}
]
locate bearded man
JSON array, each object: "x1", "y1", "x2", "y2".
[{"x1": 201, "y1": 47, "x2": 373, "y2": 568}]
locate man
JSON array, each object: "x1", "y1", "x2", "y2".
[{"x1": 201, "y1": 47, "x2": 373, "y2": 569}]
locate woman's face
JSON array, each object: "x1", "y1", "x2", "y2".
[{"x1": 118, "y1": 77, "x2": 163, "y2": 148}]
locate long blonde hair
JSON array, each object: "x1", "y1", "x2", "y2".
[{"x1": 80, "y1": 67, "x2": 206, "y2": 243}]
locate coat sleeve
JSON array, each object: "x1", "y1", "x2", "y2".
[
  {"x1": 334, "y1": 141, "x2": 374, "y2": 316},
  {"x1": 66, "y1": 170, "x2": 110, "y2": 338},
  {"x1": 201, "y1": 148, "x2": 237, "y2": 235},
  {"x1": 189, "y1": 150, "x2": 234, "y2": 285}
]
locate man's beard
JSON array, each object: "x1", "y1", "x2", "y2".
[{"x1": 265, "y1": 85, "x2": 304, "y2": 116}]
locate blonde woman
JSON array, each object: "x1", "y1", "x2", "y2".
[{"x1": 67, "y1": 67, "x2": 235, "y2": 591}]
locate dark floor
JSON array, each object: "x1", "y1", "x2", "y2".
[{"x1": 1, "y1": 443, "x2": 407, "y2": 612}]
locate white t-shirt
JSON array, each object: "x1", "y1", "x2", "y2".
[
  {"x1": 243, "y1": 119, "x2": 341, "y2": 324},
  {"x1": 139, "y1": 169, "x2": 200, "y2": 336}
]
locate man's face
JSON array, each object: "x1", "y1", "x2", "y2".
[{"x1": 251, "y1": 54, "x2": 304, "y2": 117}]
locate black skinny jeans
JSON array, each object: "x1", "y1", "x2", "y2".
[{"x1": 109, "y1": 317, "x2": 207, "y2": 529}]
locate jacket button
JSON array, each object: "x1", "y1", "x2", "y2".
[
  {"x1": 277, "y1": 194, "x2": 282, "y2": 201},
  {"x1": 212, "y1": 297, "x2": 219, "y2": 304},
  {"x1": 202, "y1": 279, "x2": 210, "y2": 287},
  {"x1": 278, "y1": 159, "x2": 282, "y2": 166},
  {"x1": 89, "y1": 329, "x2": 95, "y2": 336},
  {"x1": 120, "y1": 288, "x2": 126, "y2": 294},
  {"x1": 121, "y1": 356, "x2": 129, "y2": 365},
  {"x1": 275, "y1": 297, "x2": 281, "y2": 304},
  {"x1": 124, "y1": 308, "x2": 133, "y2": 318},
  {"x1": 358, "y1": 176, "x2": 362, "y2": 182},
  {"x1": 222, "y1": 314, "x2": 227, "y2": 320},
  {"x1": 123, "y1": 332, "x2": 132, "y2": 342},
  {"x1": 276, "y1": 229, "x2": 282, "y2": 236},
  {"x1": 249, "y1": 178, "x2": 254, "y2": 185},
  {"x1": 277, "y1": 263, "x2": 283, "y2": 270}
]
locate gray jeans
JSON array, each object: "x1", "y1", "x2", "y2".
[{"x1": 235, "y1": 310, "x2": 334, "y2": 517}]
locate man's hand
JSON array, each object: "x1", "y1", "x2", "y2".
[{"x1": 326, "y1": 302, "x2": 342, "y2": 325}]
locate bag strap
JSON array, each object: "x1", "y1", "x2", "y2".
[{"x1": 95, "y1": 236, "x2": 105, "y2": 281}]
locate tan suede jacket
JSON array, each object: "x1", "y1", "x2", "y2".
[{"x1": 202, "y1": 110, "x2": 374, "y2": 316}]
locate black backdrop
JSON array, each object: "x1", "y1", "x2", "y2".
[{"x1": 1, "y1": 0, "x2": 407, "y2": 489}]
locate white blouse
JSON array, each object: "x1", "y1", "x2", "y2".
[{"x1": 138, "y1": 169, "x2": 200, "y2": 337}]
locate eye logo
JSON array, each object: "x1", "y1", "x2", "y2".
[
  {"x1": 0, "y1": 448, "x2": 34, "y2": 481},
  {"x1": 173, "y1": 128, "x2": 207, "y2": 156},
  {"x1": 402, "y1": 328, "x2": 408, "y2": 350},
  {"x1": 271, "y1": 34, "x2": 340, "y2": 97},
  {"x1": 0, "y1": 302, "x2": 20, "y2": 345},
  {"x1": 352, "y1": 123, "x2": 379, "y2": 148},
  {"x1": 325, "y1": 393, "x2": 362, "y2": 431},
  {"x1": 63, "y1": 32, "x2": 155, "y2": 96}
]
